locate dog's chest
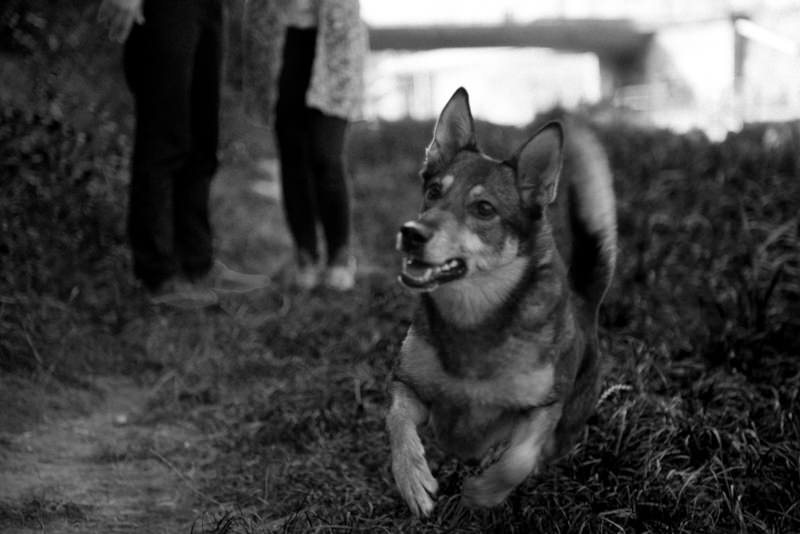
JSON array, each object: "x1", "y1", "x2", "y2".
[
  {"x1": 431, "y1": 322, "x2": 549, "y2": 380},
  {"x1": 429, "y1": 402, "x2": 516, "y2": 460}
]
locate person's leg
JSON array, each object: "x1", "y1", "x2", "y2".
[
  {"x1": 175, "y1": 0, "x2": 222, "y2": 280},
  {"x1": 274, "y1": 28, "x2": 319, "y2": 263},
  {"x1": 308, "y1": 109, "x2": 351, "y2": 266},
  {"x1": 123, "y1": 0, "x2": 200, "y2": 290}
]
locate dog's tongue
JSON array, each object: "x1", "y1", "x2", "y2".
[
  {"x1": 403, "y1": 259, "x2": 432, "y2": 278},
  {"x1": 400, "y1": 257, "x2": 467, "y2": 290}
]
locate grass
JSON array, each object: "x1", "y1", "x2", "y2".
[
  {"x1": 10, "y1": 116, "x2": 795, "y2": 533},
  {"x1": 3, "y1": 114, "x2": 800, "y2": 534},
  {"x1": 1, "y1": 10, "x2": 799, "y2": 531},
  {"x1": 0, "y1": 496, "x2": 87, "y2": 527}
]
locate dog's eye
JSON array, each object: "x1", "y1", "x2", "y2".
[
  {"x1": 471, "y1": 200, "x2": 497, "y2": 219},
  {"x1": 425, "y1": 182, "x2": 443, "y2": 201}
]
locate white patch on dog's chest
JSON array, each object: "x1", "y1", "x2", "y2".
[{"x1": 441, "y1": 174, "x2": 455, "y2": 193}]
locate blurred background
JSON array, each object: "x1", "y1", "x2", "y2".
[
  {"x1": 4, "y1": 0, "x2": 798, "y2": 138},
  {"x1": 358, "y1": 0, "x2": 800, "y2": 138}
]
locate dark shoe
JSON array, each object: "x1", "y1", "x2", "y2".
[
  {"x1": 147, "y1": 277, "x2": 218, "y2": 309},
  {"x1": 194, "y1": 260, "x2": 269, "y2": 294}
]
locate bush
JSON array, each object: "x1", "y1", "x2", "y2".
[{"x1": 0, "y1": 101, "x2": 130, "y2": 296}]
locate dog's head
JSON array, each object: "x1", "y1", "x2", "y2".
[{"x1": 397, "y1": 87, "x2": 564, "y2": 292}]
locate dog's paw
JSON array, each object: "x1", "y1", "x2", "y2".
[
  {"x1": 460, "y1": 472, "x2": 514, "y2": 509},
  {"x1": 392, "y1": 446, "x2": 438, "y2": 517}
]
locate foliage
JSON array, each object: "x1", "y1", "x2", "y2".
[
  {"x1": 180, "y1": 117, "x2": 798, "y2": 534},
  {"x1": 0, "y1": 0, "x2": 135, "y2": 376},
  {"x1": 4, "y1": 94, "x2": 800, "y2": 531},
  {"x1": 0, "y1": 103, "x2": 129, "y2": 294}
]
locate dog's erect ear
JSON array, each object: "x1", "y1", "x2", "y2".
[
  {"x1": 424, "y1": 87, "x2": 477, "y2": 171},
  {"x1": 513, "y1": 121, "x2": 564, "y2": 207}
]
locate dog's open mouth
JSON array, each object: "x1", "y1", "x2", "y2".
[{"x1": 399, "y1": 257, "x2": 467, "y2": 290}]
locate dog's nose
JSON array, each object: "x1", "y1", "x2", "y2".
[{"x1": 399, "y1": 222, "x2": 432, "y2": 251}]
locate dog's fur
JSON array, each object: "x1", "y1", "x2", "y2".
[{"x1": 386, "y1": 88, "x2": 617, "y2": 516}]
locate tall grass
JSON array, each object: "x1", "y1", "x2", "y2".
[{"x1": 3, "y1": 95, "x2": 799, "y2": 530}]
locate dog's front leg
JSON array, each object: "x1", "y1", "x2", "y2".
[
  {"x1": 386, "y1": 380, "x2": 438, "y2": 517},
  {"x1": 462, "y1": 403, "x2": 562, "y2": 508}
]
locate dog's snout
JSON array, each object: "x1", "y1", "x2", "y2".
[{"x1": 399, "y1": 222, "x2": 432, "y2": 251}]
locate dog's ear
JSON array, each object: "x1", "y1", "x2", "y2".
[
  {"x1": 424, "y1": 87, "x2": 477, "y2": 171},
  {"x1": 513, "y1": 121, "x2": 564, "y2": 207}
]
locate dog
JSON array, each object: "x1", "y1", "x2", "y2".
[{"x1": 386, "y1": 87, "x2": 617, "y2": 516}]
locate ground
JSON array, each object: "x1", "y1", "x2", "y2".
[
  {"x1": 0, "y1": 377, "x2": 200, "y2": 533},
  {"x1": 1, "y1": 24, "x2": 799, "y2": 532},
  {"x1": 0, "y1": 153, "x2": 423, "y2": 533},
  {"x1": 0, "y1": 162, "x2": 297, "y2": 534}
]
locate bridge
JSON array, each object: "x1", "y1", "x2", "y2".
[
  {"x1": 365, "y1": 14, "x2": 800, "y2": 130},
  {"x1": 368, "y1": 19, "x2": 656, "y2": 93}
]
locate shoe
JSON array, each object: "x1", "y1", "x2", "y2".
[
  {"x1": 293, "y1": 251, "x2": 320, "y2": 290},
  {"x1": 147, "y1": 277, "x2": 218, "y2": 309},
  {"x1": 195, "y1": 260, "x2": 270, "y2": 294},
  {"x1": 323, "y1": 255, "x2": 356, "y2": 291}
]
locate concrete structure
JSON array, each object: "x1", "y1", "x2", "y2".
[
  {"x1": 369, "y1": 19, "x2": 653, "y2": 95},
  {"x1": 366, "y1": 13, "x2": 800, "y2": 133}
]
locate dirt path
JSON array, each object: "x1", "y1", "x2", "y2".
[
  {"x1": 0, "y1": 160, "x2": 394, "y2": 533},
  {"x1": 0, "y1": 377, "x2": 211, "y2": 533},
  {"x1": 0, "y1": 163, "x2": 288, "y2": 534}
]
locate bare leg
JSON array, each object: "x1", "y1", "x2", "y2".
[
  {"x1": 461, "y1": 404, "x2": 563, "y2": 508},
  {"x1": 386, "y1": 381, "x2": 438, "y2": 517}
]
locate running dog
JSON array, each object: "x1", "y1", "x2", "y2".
[{"x1": 387, "y1": 87, "x2": 617, "y2": 516}]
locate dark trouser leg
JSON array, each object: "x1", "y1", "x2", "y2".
[
  {"x1": 308, "y1": 110, "x2": 350, "y2": 264},
  {"x1": 274, "y1": 28, "x2": 319, "y2": 261},
  {"x1": 124, "y1": 1, "x2": 201, "y2": 289},
  {"x1": 175, "y1": 0, "x2": 222, "y2": 280}
]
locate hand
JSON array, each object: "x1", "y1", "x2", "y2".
[{"x1": 97, "y1": 0, "x2": 145, "y2": 43}]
